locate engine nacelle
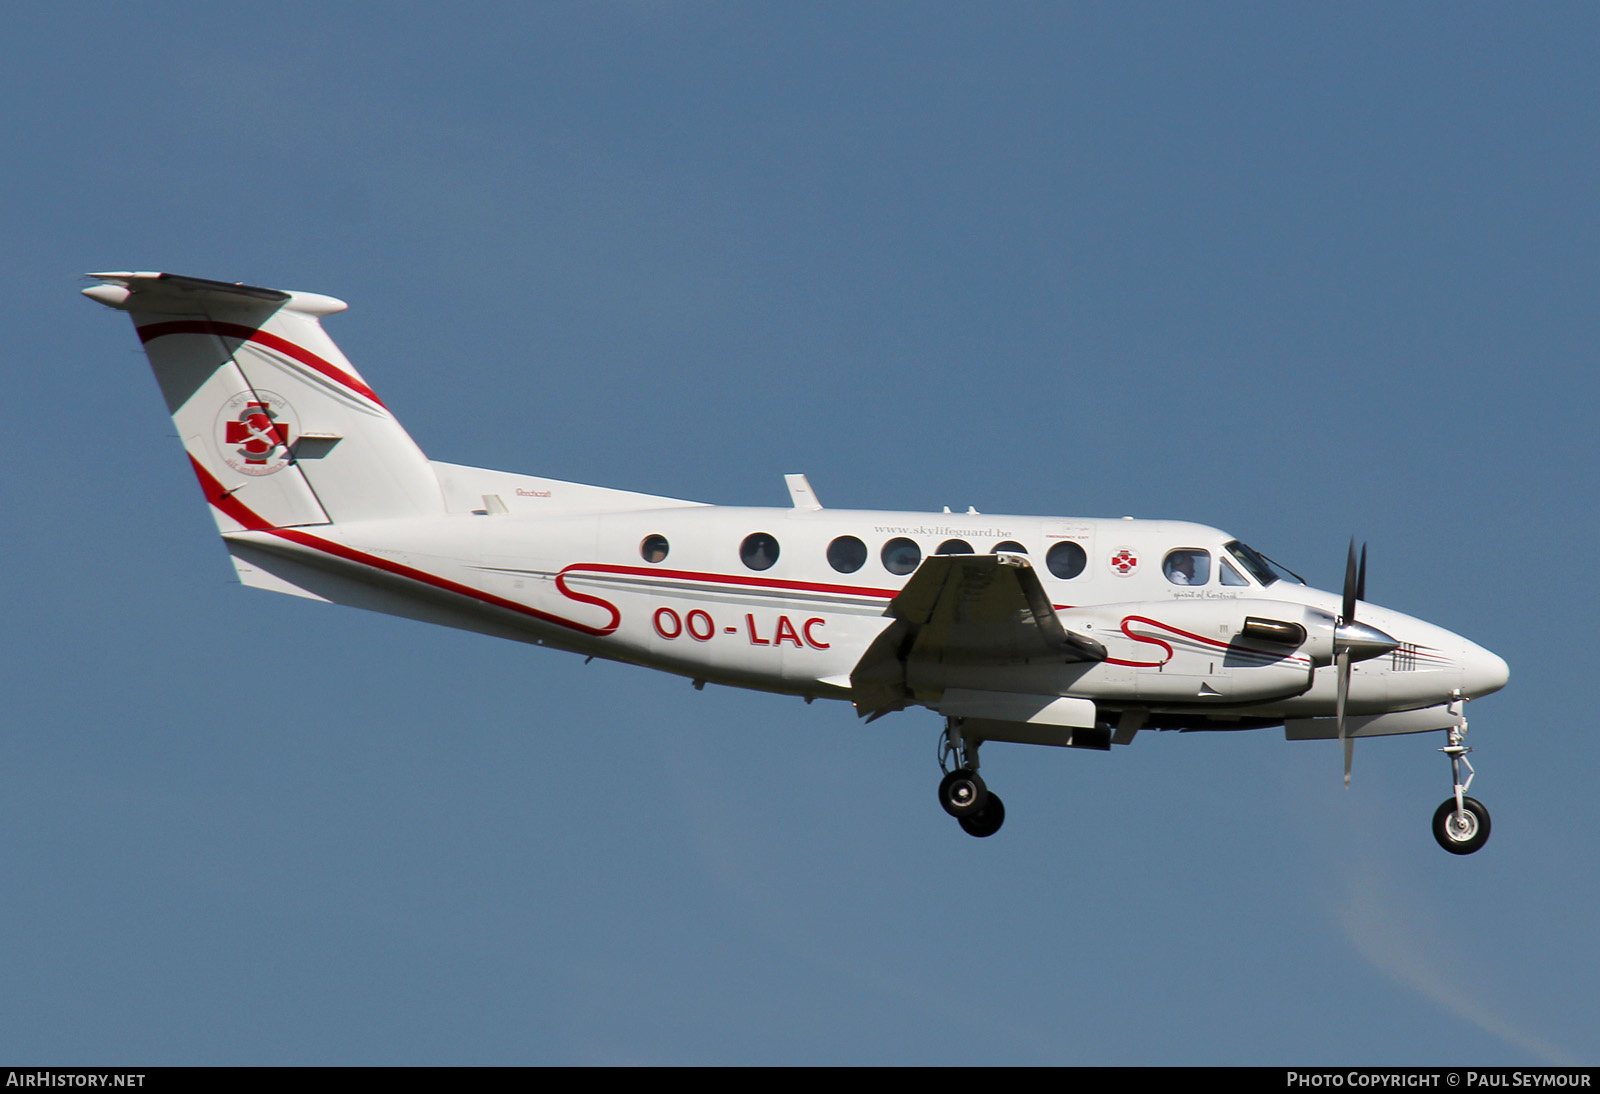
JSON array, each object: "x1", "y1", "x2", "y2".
[{"x1": 1059, "y1": 599, "x2": 1335, "y2": 706}]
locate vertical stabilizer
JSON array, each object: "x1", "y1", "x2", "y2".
[{"x1": 85, "y1": 272, "x2": 442, "y2": 530}]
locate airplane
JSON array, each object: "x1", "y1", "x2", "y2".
[{"x1": 83, "y1": 271, "x2": 1509, "y2": 852}]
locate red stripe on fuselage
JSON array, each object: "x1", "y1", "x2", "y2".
[
  {"x1": 188, "y1": 460, "x2": 899, "y2": 640},
  {"x1": 138, "y1": 320, "x2": 386, "y2": 408},
  {"x1": 188, "y1": 456, "x2": 618, "y2": 637},
  {"x1": 186, "y1": 467, "x2": 1305, "y2": 668},
  {"x1": 1105, "y1": 614, "x2": 1310, "y2": 668},
  {"x1": 554, "y1": 562, "x2": 899, "y2": 602}
]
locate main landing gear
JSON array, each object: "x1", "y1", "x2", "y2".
[
  {"x1": 938, "y1": 720, "x2": 1005, "y2": 838},
  {"x1": 1433, "y1": 716, "x2": 1490, "y2": 855}
]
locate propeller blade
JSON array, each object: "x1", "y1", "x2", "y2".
[
  {"x1": 1342, "y1": 539, "x2": 1359, "y2": 624},
  {"x1": 1337, "y1": 648, "x2": 1353, "y2": 787},
  {"x1": 1336, "y1": 539, "x2": 1368, "y2": 787}
]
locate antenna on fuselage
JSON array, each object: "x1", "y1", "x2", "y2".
[{"x1": 785, "y1": 474, "x2": 823, "y2": 511}]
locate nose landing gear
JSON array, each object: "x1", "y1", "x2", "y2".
[
  {"x1": 939, "y1": 719, "x2": 1005, "y2": 838},
  {"x1": 1434, "y1": 716, "x2": 1490, "y2": 855}
]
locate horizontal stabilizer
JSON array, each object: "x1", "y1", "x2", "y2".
[{"x1": 83, "y1": 271, "x2": 337, "y2": 314}]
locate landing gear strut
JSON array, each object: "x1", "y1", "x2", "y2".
[
  {"x1": 938, "y1": 719, "x2": 1005, "y2": 837},
  {"x1": 1433, "y1": 710, "x2": 1490, "y2": 855}
]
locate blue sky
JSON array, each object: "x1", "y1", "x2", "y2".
[{"x1": 3, "y1": 2, "x2": 1596, "y2": 1064}]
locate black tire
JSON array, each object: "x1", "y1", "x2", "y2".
[
  {"x1": 958, "y1": 793, "x2": 1005, "y2": 838},
  {"x1": 1432, "y1": 796, "x2": 1491, "y2": 855},
  {"x1": 938, "y1": 768, "x2": 988, "y2": 818}
]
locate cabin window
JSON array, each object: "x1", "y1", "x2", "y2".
[
  {"x1": 1163, "y1": 548, "x2": 1211, "y2": 586},
  {"x1": 881, "y1": 537, "x2": 922, "y2": 576},
  {"x1": 740, "y1": 532, "x2": 780, "y2": 571},
  {"x1": 1045, "y1": 541, "x2": 1087, "y2": 580},
  {"x1": 991, "y1": 541, "x2": 1028, "y2": 555},
  {"x1": 1219, "y1": 557, "x2": 1250, "y2": 586},
  {"x1": 935, "y1": 539, "x2": 974, "y2": 555},
  {"x1": 640, "y1": 534, "x2": 669, "y2": 564},
  {"x1": 827, "y1": 535, "x2": 868, "y2": 574}
]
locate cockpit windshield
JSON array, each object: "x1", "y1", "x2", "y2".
[{"x1": 1224, "y1": 540, "x2": 1305, "y2": 587}]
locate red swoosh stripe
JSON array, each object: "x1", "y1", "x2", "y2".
[
  {"x1": 555, "y1": 562, "x2": 899, "y2": 602},
  {"x1": 189, "y1": 455, "x2": 618, "y2": 637},
  {"x1": 139, "y1": 320, "x2": 386, "y2": 408},
  {"x1": 185, "y1": 463, "x2": 1314, "y2": 674},
  {"x1": 1105, "y1": 614, "x2": 1311, "y2": 668}
]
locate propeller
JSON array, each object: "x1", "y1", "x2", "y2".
[{"x1": 1334, "y1": 539, "x2": 1399, "y2": 786}]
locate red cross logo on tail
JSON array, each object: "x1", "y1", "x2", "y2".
[
  {"x1": 225, "y1": 401, "x2": 291, "y2": 464},
  {"x1": 216, "y1": 390, "x2": 300, "y2": 477}
]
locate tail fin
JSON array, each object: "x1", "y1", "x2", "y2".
[{"x1": 85, "y1": 272, "x2": 441, "y2": 530}]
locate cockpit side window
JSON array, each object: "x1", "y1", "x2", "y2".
[
  {"x1": 1219, "y1": 557, "x2": 1250, "y2": 586},
  {"x1": 1163, "y1": 548, "x2": 1211, "y2": 586},
  {"x1": 1225, "y1": 540, "x2": 1302, "y2": 586}
]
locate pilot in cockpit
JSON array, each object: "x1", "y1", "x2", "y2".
[{"x1": 1163, "y1": 549, "x2": 1210, "y2": 586}]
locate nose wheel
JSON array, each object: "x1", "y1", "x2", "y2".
[
  {"x1": 1433, "y1": 795, "x2": 1490, "y2": 854},
  {"x1": 939, "y1": 719, "x2": 1005, "y2": 837},
  {"x1": 1434, "y1": 715, "x2": 1490, "y2": 855}
]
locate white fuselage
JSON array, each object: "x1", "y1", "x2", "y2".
[{"x1": 223, "y1": 459, "x2": 1508, "y2": 730}]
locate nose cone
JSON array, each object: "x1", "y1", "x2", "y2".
[{"x1": 1462, "y1": 640, "x2": 1510, "y2": 698}]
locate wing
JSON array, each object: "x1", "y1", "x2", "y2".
[{"x1": 848, "y1": 554, "x2": 1105, "y2": 720}]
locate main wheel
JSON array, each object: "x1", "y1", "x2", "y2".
[
  {"x1": 1432, "y1": 796, "x2": 1491, "y2": 855},
  {"x1": 938, "y1": 768, "x2": 988, "y2": 817},
  {"x1": 958, "y1": 792, "x2": 1005, "y2": 838}
]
